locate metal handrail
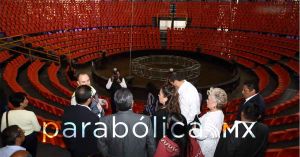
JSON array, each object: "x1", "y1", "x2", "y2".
[
  {"x1": 0, "y1": 45, "x2": 60, "y2": 64},
  {"x1": 0, "y1": 34, "x2": 61, "y2": 64}
]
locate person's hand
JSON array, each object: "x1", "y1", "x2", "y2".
[{"x1": 100, "y1": 99, "x2": 109, "y2": 110}]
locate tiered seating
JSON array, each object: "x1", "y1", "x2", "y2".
[
  {"x1": 253, "y1": 66, "x2": 270, "y2": 92},
  {"x1": 264, "y1": 64, "x2": 291, "y2": 103},
  {"x1": 286, "y1": 59, "x2": 299, "y2": 74},
  {"x1": 0, "y1": 50, "x2": 12, "y2": 63},
  {"x1": 264, "y1": 112, "x2": 299, "y2": 126},
  {"x1": 265, "y1": 146, "x2": 299, "y2": 157},
  {"x1": 268, "y1": 128, "x2": 299, "y2": 143},
  {"x1": 24, "y1": 28, "x2": 161, "y2": 64},
  {"x1": 0, "y1": 1, "x2": 169, "y2": 36},
  {"x1": 232, "y1": 3, "x2": 299, "y2": 36},
  {"x1": 3, "y1": 55, "x2": 64, "y2": 117},
  {"x1": 167, "y1": 28, "x2": 296, "y2": 63},
  {"x1": 231, "y1": 32, "x2": 297, "y2": 58},
  {"x1": 65, "y1": 66, "x2": 77, "y2": 88},
  {"x1": 3, "y1": 55, "x2": 29, "y2": 92},
  {"x1": 27, "y1": 60, "x2": 70, "y2": 106},
  {"x1": 48, "y1": 63, "x2": 73, "y2": 96},
  {"x1": 235, "y1": 57, "x2": 255, "y2": 69},
  {"x1": 176, "y1": 2, "x2": 298, "y2": 36},
  {"x1": 1, "y1": 1, "x2": 298, "y2": 36},
  {"x1": 266, "y1": 92, "x2": 299, "y2": 116}
]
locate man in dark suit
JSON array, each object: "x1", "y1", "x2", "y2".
[
  {"x1": 214, "y1": 103, "x2": 269, "y2": 157},
  {"x1": 236, "y1": 81, "x2": 265, "y2": 121},
  {"x1": 62, "y1": 85, "x2": 99, "y2": 157},
  {"x1": 97, "y1": 88, "x2": 156, "y2": 157}
]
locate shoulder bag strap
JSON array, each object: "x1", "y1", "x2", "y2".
[{"x1": 6, "y1": 110, "x2": 9, "y2": 127}]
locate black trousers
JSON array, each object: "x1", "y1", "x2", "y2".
[
  {"x1": 22, "y1": 132, "x2": 38, "y2": 157},
  {"x1": 111, "y1": 98, "x2": 117, "y2": 114}
]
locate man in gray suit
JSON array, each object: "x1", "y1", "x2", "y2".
[{"x1": 97, "y1": 88, "x2": 156, "y2": 157}]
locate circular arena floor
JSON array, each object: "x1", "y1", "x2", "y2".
[{"x1": 93, "y1": 50, "x2": 236, "y2": 89}]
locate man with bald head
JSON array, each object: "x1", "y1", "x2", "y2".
[
  {"x1": 63, "y1": 85, "x2": 99, "y2": 157},
  {"x1": 70, "y1": 72, "x2": 108, "y2": 117}
]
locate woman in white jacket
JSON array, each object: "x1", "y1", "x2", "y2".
[{"x1": 192, "y1": 87, "x2": 227, "y2": 157}]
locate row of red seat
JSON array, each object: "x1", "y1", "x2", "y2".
[
  {"x1": 167, "y1": 29, "x2": 293, "y2": 62},
  {"x1": 264, "y1": 112, "x2": 299, "y2": 127},
  {"x1": 77, "y1": 53, "x2": 101, "y2": 64},
  {"x1": 286, "y1": 59, "x2": 299, "y2": 75},
  {"x1": 235, "y1": 57, "x2": 256, "y2": 69},
  {"x1": 231, "y1": 42, "x2": 281, "y2": 61},
  {"x1": 0, "y1": 50, "x2": 12, "y2": 63},
  {"x1": 268, "y1": 128, "x2": 299, "y2": 144},
  {"x1": 264, "y1": 64, "x2": 291, "y2": 104},
  {"x1": 232, "y1": 36, "x2": 296, "y2": 58},
  {"x1": 253, "y1": 66, "x2": 270, "y2": 92},
  {"x1": 47, "y1": 63, "x2": 73, "y2": 96},
  {"x1": 3, "y1": 55, "x2": 64, "y2": 117},
  {"x1": 265, "y1": 146, "x2": 299, "y2": 157},
  {"x1": 265, "y1": 92, "x2": 299, "y2": 116},
  {"x1": 27, "y1": 60, "x2": 70, "y2": 106},
  {"x1": 230, "y1": 31, "x2": 298, "y2": 52},
  {"x1": 65, "y1": 65, "x2": 77, "y2": 88}
]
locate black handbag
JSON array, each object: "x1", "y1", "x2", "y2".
[{"x1": 188, "y1": 113, "x2": 202, "y2": 132}]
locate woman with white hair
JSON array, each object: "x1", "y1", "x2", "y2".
[{"x1": 192, "y1": 87, "x2": 227, "y2": 157}]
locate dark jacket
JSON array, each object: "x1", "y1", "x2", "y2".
[
  {"x1": 62, "y1": 105, "x2": 99, "y2": 157},
  {"x1": 97, "y1": 110, "x2": 156, "y2": 157},
  {"x1": 214, "y1": 121, "x2": 269, "y2": 157},
  {"x1": 236, "y1": 94, "x2": 265, "y2": 120}
]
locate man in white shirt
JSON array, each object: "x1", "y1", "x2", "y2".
[
  {"x1": 168, "y1": 72, "x2": 201, "y2": 124},
  {"x1": 70, "y1": 73, "x2": 108, "y2": 117},
  {"x1": 0, "y1": 125, "x2": 31, "y2": 157}
]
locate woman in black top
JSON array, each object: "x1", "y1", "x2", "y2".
[{"x1": 152, "y1": 84, "x2": 181, "y2": 144}]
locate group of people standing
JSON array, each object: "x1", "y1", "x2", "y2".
[
  {"x1": 0, "y1": 67, "x2": 269, "y2": 157},
  {"x1": 144, "y1": 73, "x2": 269, "y2": 157}
]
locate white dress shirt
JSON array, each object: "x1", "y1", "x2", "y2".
[
  {"x1": 245, "y1": 93, "x2": 258, "y2": 104},
  {"x1": 177, "y1": 80, "x2": 201, "y2": 123},
  {"x1": 193, "y1": 110, "x2": 224, "y2": 157}
]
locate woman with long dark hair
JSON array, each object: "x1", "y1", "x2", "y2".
[{"x1": 152, "y1": 84, "x2": 181, "y2": 144}]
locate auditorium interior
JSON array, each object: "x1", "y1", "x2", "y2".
[{"x1": 0, "y1": 0, "x2": 299, "y2": 157}]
